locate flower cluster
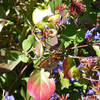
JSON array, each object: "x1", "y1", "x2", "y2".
[
  {"x1": 36, "y1": 27, "x2": 58, "y2": 40},
  {"x1": 85, "y1": 27, "x2": 100, "y2": 42},
  {"x1": 56, "y1": 4, "x2": 66, "y2": 13},
  {"x1": 68, "y1": 1, "x2": 86, "y2": 16}
]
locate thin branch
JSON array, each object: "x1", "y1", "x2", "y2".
[
  {"x1": 83, "y1": 77, "x2": 99, "y2": 82},
  {"x1": 70, "y1": 43, "x2": 100, "y2": 50}
]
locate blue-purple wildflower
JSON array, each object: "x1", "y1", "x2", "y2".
[
  {"x1": 40, "y1": 36, "x2": 44, "y2": 40},
  {"x1": 97, "y1": 71, "x2": 100, "y2": 76},
  {"x1": 87, "y1": 89, "x2": 94, "y2": 95},
  {"x1": 66, "y1": 17, "x2": 71, "y2": 25},
  {"x1": 53, "y1": 67, "x2": 59, "y2": 73},
  {"x1": 53, "y1": 65, "x2": 63, "y2": 73},
  {"x1": 85, "y1": 27, "x2": 100, "y2": 41},
  {"x1": 4, "y1": 91, "x2": 15, "y2": 100},
  {"x1": 36, "y1": 29, "x2": 42, "y2": 33},
  {"x1": 96, "y1": 96, "x2": 100, "y2": 100},
  {"x1": 70, "y1": 78, "x2": 78, "y2": 83},
  {"x1": 53, "y1": 61, "x2": 63, "y2": 73},
  {"x1": 77, "y1": 62, "x2": 83, "y2": 68},
  {"x1": 85, "y1": 30, "x2": 92, "y2": 40},
  {"x1": 75, "y1": 18, "x2": 78, "y2": 23},
  {"x1": 93, "y1": 32, "x2": 100, "y2": 40},
  {"x1": 91, "y1": 26, "x2": 98, "y2": 31},
  {"x1": 45, "y1": 25, "x2": 49, "y2": 29},
  {"x1": 70, "y1": 78, "x2": 76, "y2": 83},
  {"x1": 58, "y1": 61, "x2": 63, "y2": 66},
  {"x1": 49, "y1": 93, "x2": 59, "y2": 100}
]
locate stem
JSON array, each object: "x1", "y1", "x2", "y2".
[
  {"x1": 68, "y1": 42, "x2": 100, "y2": 50},
  {"x1": 68, "y1": 55, "x2": 97, "y2": 59},
  {"x1": 83, "y1": 77, "x2": 99, "y2": 82}
]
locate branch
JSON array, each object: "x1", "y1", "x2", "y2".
[{"x1": 70, "y1": 43, "x2": 100, "y2": 50}]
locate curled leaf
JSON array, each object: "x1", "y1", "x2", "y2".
[{"x1": 63, "y1": 56, "x2": 79, "y2": 79}]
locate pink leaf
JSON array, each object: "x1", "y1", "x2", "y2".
[{"x1": 27, "y1": 69, "x2": 56, "y2": 100}]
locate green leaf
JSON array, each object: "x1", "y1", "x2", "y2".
[
  {"x1": 22, "y1": 39, "x2": 32, "y2": 52},
  {"x1": 27, "y1": 35, "x2": 35, "y2": 47},
  {"x1": 97, "y1": 57, "x2": 100, "y2": 66},
  {"x1": 0, "y1": 60, "x2": 20, "y2": 74},
  {"x1": 93, "y1": 45, "x2": 100, "y2": 56},
  {"x1": 20, "y1": 87, "x2": 26, "y2": 100},
  {"x1": 49, "y1": 0, "x2": 55, "y2": 13},
  {"x1": 74, "y1": 82, "x2": 83, "y2": 87},
  {"x1": 0, "y1": 50, "x2": 22, "y2": 74},
  {"x1": 58, "y1": 0, "x2": 62, "y2": 7},
  {"x1": 19, "y1": 55, "x2": 29, "y2": 63},
  {"x1": 60, "y1": 72, "x2": 70, "y2": 88},
  {"x1": 49, "y1": 0, "x2": 62, "y2": 13},
  {"x1": 64, "y1": 41, "x2": 72, "y2": 48},
  {"x1": 75, "y1": 29, "x2": 85, "y2": 45},
  {"x1": 61, "y1": 24, "x2": 77, "y2": 44}
]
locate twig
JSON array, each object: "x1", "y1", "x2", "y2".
[
  {"x1": 83, "y1": 77, "x2": 99, "y2": 82},
  {"x1": 68, "y1": 55, "x2": 97, "y2": 59},
  {"x1": 70, "y1": 42, "x2": 100, "y2": 50}
]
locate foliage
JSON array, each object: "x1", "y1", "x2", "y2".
[{"x1": 0, "y1": 0, "x2": 100, "y2": 100}]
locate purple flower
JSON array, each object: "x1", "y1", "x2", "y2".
[
  {"x1": 70, "y1": 78, "x2": 79, "y2": 83},
  {"x1": 45, "y1": 25, "x2": 49, "y2": 29},
  {"x1": 5, "y1": 92, "x2": 9, "y2": 97},
  {"x1": 36, "y1": 29, "x2": 42, "y2": 33},
  {"x1": 58, "y1": 61, "x2": 63, "y2": 66},
  {"x1": 85, "y1": 27, "x2": 99, "y2": 41},
  {"x1": 53, "y1": 67, "x2": 59, "y2": 73},
  {"x1": 4, "y1": 91, "x2": 15, "y2": 100},
  {"x1": 93, "y1": 32, "x2": 100, "y2": 40},
  {"x1": 96, "y1": 96, "x2": 100, "y2": 100},
  {"x1": 66, "y1": 17, "x2": 71, "y2": 25},
  {"x1": 59, "y1": 65, "x2": 63, "y2": 70},
  {"x1": 75, "y1": 18, "x2": 78, "y2": 23},
  {"x1": 53, "y1": 66, "x2": 62, "y2": 72},
  {"x1": 97, "y1": 71, "x2": 100, "y2": 76},
  {"x1": 40, "y1": 36, "x2": 44, "y2": 40},
  {"x1": 91, "y1": 26, "x2": 98, "y2": 31},
  {"x1": 53, "y1": 65, "x2": 63, "y2": 73},
  {"x1": 53, "y1": 61, "x2": 63, "y2": 73},
  {"x1": 85, "y1": 30, "x2": 92, "y2": 39},
  {"x1": 70, "y1": 78, "x2": 76, "y2": 83},
  {"x1": 49, "y1": 93, "x2": 59, "y2": 100},
  {"x1": 87, "y1": 89, "x2": 94, "y2": 95},
  {"x1": 77, "y1": 62, "x2": 83, "y2": 68}
]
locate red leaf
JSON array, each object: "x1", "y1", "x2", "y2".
[
  {"x1": 27, "y1": 69, "x2": 55, "y2": 100},
  {"x1": 63, "y1": 57, "x2": 73, "y2": 79}
]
